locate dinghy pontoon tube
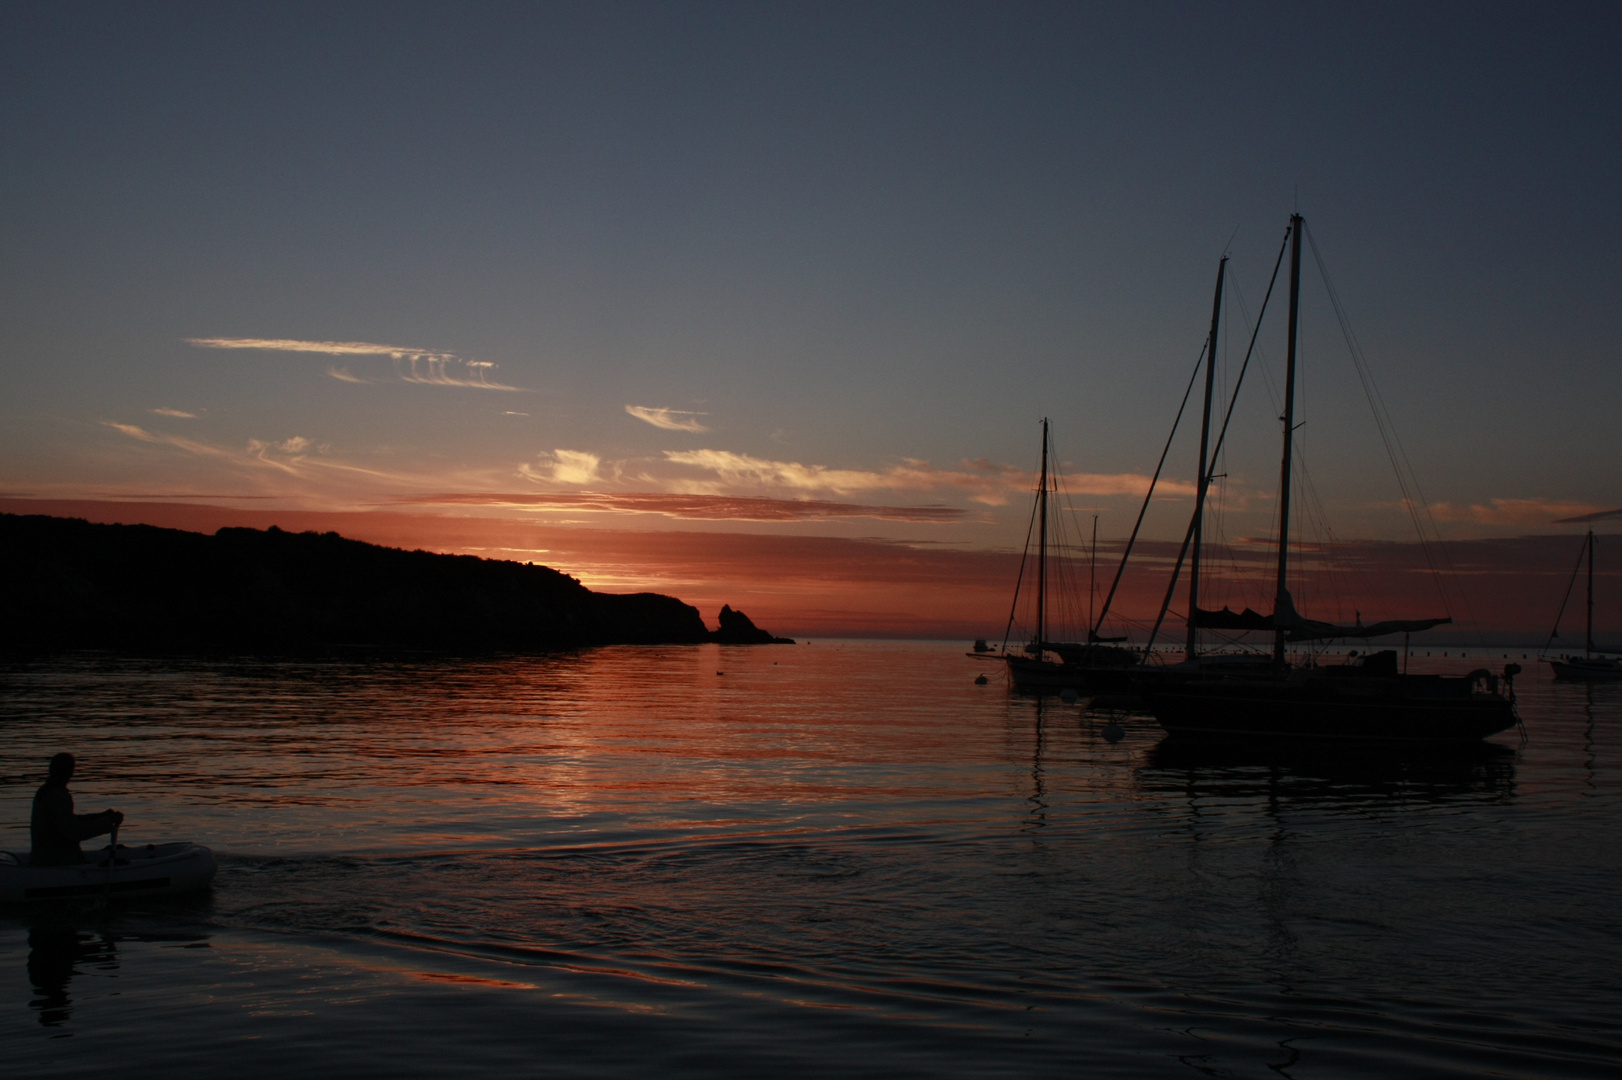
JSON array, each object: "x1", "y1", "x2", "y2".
[{"x1": 0, "y1": 843, "x2": 216, "y2": 902}]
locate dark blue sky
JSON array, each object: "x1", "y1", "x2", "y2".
[{"x1": 3, "y1": 1, "x2": 1618, "y2": 547}]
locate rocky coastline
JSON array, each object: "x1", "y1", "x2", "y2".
[{"x1": 0, "y1": 513, "x2": 793, "y2": 654}]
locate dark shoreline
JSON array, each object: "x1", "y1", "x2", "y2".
[{"x1": 1, "y1": 513, "x2": 791, "y2": 656}]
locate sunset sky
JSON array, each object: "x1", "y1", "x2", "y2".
[{"x1": 3, "y1": 2, "x2": 1618, "y2": 638}]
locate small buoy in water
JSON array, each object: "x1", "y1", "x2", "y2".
[
  {"x1": 1059, "y1": 687, "x2": 1079, "y2": 704},
  {"x1": 1102, "y1": 722, "x2": 1126, "y2": 744},
  {"x1": 974, "y1": 674, "x2": 989, "y2": 685},
  {"x1": 717, "y1": 671, "x2": 724, "y2": 676}
]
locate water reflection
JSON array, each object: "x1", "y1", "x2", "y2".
[
  {"x1": 26, "y1": 921, "x2": 115, "y2": 1027},
  {"x1": 2, "y1": 646, "x2": 1617, "y2": 1079},
  {"x1": 1025, "y1": 698, "x2": 1048, "y2": 830},
  {"x1": 1138, "y1": 735, "x2": 1518, "y2": 806}
]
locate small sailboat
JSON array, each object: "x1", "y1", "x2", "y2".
[
  {"x1": 1138, "y1": 215, "x2": 1521, "y2": 742},
  {"x1": 991, "y1": 420, "x2": 1139, "y2": 693},
  {"x1": 1544, "y1": 529, "x2": 1622, "y2": 680}
]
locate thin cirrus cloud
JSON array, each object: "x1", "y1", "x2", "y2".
[
  {"x1": 398, "y1": 491, "x2": 966, "y2": 523},
  {"x1": 625, "y1": 405, "x2": 709, "y2": 432},
  {"x1": 104, "y1": 415, "x2": 301, "y2": 476},
  {"x1": 1553, "y1": 505, "x2": 1622, "y2": 525},
  {"x1": 107, "y1": 422, "x2": 397, "y2": 484},
  {"x1": 185, "y1": 337, "x2": 520, "y2": 391},
  {"x1": 660, "y1": 449, "x2": 1191, "y2": 505},
  {"x1": 151, "y1": 407, "x2": 197, "y2": 418},
  {"x1": 103, "y1": 421, "x2": 500, "y2": 493},
  {"x1": 1432, "y1": 497, "x2": 1607, "y2": 526}
]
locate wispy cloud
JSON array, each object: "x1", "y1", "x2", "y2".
[
  {"x1": 187, "y1": 337, "x2": 450, "y2": 359},
  {"x1": 1553, "y1": 505, "x2": 1622, "y2": 525},
  {"x1": 398, "y1": 491, "x2": 966, "y2": 523},
  {"x1": 626, "y1": 405, "x2": 708, "y2": 432},
  {"x1": 1433, "y1": 497, "x2": 1606, "y2": 526},
  {"x1": 151, "y1": 407, "x2": 197, "y2": 418},
  {"x1": 111, "y1": 422, "x2": 319, "y2": 478},
  {"x1": 106, "y1": 422, "x2": 235, "y2": 461},
  {"x1": 187, "y1": 337, "x2": 520, "y2": 391},
  {"x1": 103, "y1": 421, "x2": 515, "y2": 495},
  {"x1": 660, "y1": 449, "x2": 1189, "y2": 506},
  {"x1": 519, "y1": 449, "x2": 601, "y2": 485}
]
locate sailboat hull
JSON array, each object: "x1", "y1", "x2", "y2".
[
  {"x1": 1002, "y1": 655, "x2": 1139, "y2": 694},
  {"x1": 1548, "y1": 657, "x2": 1622, "y2": 681},
  {"x1": 1142, "y1": 677, "x2": 1518, "y2": 742}
]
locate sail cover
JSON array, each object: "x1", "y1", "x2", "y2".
[{"x1": 1193, "y1": 590, "x2": 1450, "y2": 641}]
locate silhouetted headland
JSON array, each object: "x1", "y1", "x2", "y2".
[
  {"x1": 0, "y1": 513, "x2": 793, "y2": 654},
  {"x1": 713, "y1": 604, "x2": 795, "y2": 645}
]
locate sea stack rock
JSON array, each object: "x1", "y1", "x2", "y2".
[{"x1": 711, "y1": 605, "x2": 794, "y2": 645}]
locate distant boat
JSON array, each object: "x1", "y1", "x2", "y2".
[
  {"x1": 1138, "y1": 215, "x2": 1521, "y2": 743},
  {"x1": 990, "y1": 419, "x2": 1139, "y2": 693},
  {"x1": 1544, "y1": 529, "x2": 1622, "y2": 681}
]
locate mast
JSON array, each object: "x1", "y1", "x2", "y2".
[
  {"x1": 1037, "y1": 418, "x2": 1049, "y2": 652},
  {"x1": 1186, "y1": 256, "x2": 1227, "y2": 660},
  {"x1": 1273, "y1": 215, "x2": 1303, "y2": 664},
  {"x1": 1587, "y1": 529, "x2": 1596, "y2": 658}
]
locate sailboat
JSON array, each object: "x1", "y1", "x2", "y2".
[
  {"x1": 1545, "y1": 530, "x2": 1622, "y2": 680},
  {"x1": 993, "y1": 419, "x2": 1140, "y2": 692},
  {"x1": 1138, "y1": 215, "x2": 1522, "y2": 742}
]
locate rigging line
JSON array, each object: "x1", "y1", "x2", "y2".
[
  {"x1": 1049, "y1": 457, "x2": 1084, "y2": 638},
  {"x1": 1303, "y1": 222, "x2": 1462, "y2": 621},
  {"x1": 1090, "y1": 339, "x2": 1208, "y2": 639},
  {"x1": 1145, "y1": 510, "x2": 1200, "y2": 655},
  {"x1": 1185, "y1": 225, "x2": 1290, "y2": 624},
  {"x1": 1206, "y1": 224, "x2": 1292, "y2": 478},
  {"x1": 1226, "y1": 252, "x2": 1283, "y2": 417},
  {"x1": 1539, "y1": 533, "x2": 1590, "y2": 659},
  {"x1": 1001, "y1": 440, "x2": 1044, "y2": 653},
  {"x1": 1296, "y1": 455, "x2": 1353, "y2": 622},
  {"x1": 1297, "y1": 443, "x2": 1384, "y2": 628},
  {"x1": 1123, "y1": 226, "x2": 1287, "y2": 649},
  {"x1": 1172, "y1": 228, "x2": 1290, "y2": 630}
]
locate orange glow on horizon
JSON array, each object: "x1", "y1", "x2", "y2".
[{"x1": 2, "y1": 498, "x2": 1613, "y2": 641}]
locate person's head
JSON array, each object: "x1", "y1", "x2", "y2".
[{"x1": 47, "y1": 753, "x2": 75, "y2": 784}]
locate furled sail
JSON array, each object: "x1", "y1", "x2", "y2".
[{"x1": 1192, "y1": 590, "x2": 1450, "y2": 642}]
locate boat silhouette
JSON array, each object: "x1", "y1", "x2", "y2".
[
  {"x1": 1542, "y1": 529, "x2": 1622, "y2": 680},
  {"x1": 1135, "y1": 215, "x2": 1520, "y2": 742}
]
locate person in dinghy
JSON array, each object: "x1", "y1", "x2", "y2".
[{"x1": 30, "y1": 753, "x2": 124, "y2": 867}]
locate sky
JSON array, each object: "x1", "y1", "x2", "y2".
[{"x1": 3, "y1": 1, "x2": 1619, "y2": 638}]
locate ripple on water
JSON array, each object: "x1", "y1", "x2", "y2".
[{"x1": 2, "y1": 644, "x2": 1620, "y2": 1077}]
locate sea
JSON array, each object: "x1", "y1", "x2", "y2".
[{"x1": 1, "y1": 641, "x2": 1617, "y2": 1078}]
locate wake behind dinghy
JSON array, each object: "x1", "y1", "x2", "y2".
[{"x1": 0, "y1": 841, "x2": 216, "y2": 903}]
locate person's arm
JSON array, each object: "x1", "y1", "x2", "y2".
[
  {"x1": 44, "y1": 789, "x2": 118, "y2": 842},
  {"x1": 69, "y1": 809, "x2": 120, "y2": 841}
]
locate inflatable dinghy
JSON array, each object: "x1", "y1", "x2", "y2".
[{"x1": 0, "y1": 843, "x2": 216, "y2": 903}]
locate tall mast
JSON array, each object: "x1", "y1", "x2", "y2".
[
  {"x1": 1037, "y1": 418, "x2": 1049, "y2": 651},
  {"x1": 1587, "y1": 529, "x2": 1596, "y2": 658},
  {"x1": 1186, "y1": 256, "x2": 1227, "y2": 660},
  {"x1": 1273, "y1": 215, "x2": 1303, "y2": 664}
]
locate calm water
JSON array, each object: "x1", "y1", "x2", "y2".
[{"x1": 1, "y1": 642, "x2": 1618, "y2": 1078}]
